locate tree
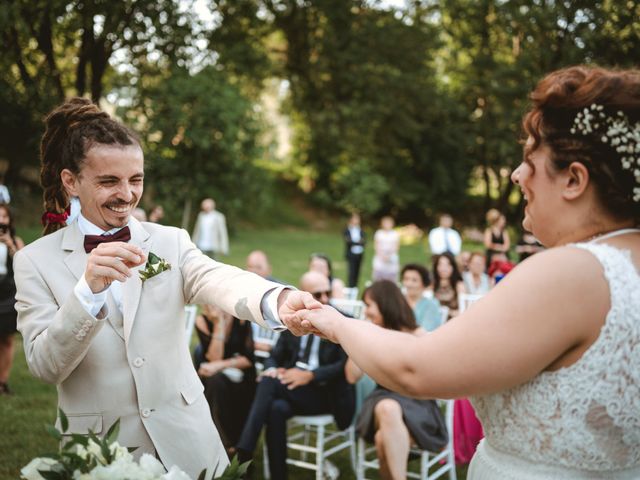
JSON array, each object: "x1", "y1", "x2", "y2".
[{"x1": 121, "y1": 65, "x2": 269, "y2": 229}]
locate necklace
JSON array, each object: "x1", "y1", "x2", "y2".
[{"x1": 587, "y1": 227, "x2": 640, "y2": 244}]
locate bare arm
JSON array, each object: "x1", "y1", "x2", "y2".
[
  {"x1": 483, "y1": 228, "x2": 492, "y2": 249},
  {"x1": 344, "y1": 357, "x2": 364, "y2": 384},
  {"x1": 502, "y1": 231, "x2": 511, "y2": 252},
  {"x1": 302, "y1": 247, "x2": 609, "y2": 399}
]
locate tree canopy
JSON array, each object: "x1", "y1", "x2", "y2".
[{"x1": 1, "y1": 0, "x2": 638, "y2": 225}]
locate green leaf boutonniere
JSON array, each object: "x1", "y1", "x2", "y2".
[{"x1": 139, "y1": 252, "x2": 171, "y2": 283}]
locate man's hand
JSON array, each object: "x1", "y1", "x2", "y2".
[
  {"x1": 85, "y1": 242, "x2": 146, "y2": 293},
  {"x1": 277, "y1": 290, "x2": 323, "y2": 336},
  {"x1": 279, "y1": 368, "x2": 314, "y2": 390},
  {"x1": 258, "y1": 367, "x2": 285, "y2": 381}
]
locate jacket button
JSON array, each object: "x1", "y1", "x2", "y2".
[
  {"x1": 133, "y1": 357, "x2": 144, "y2": 368},
  {"x1": 141, "y1": 408, "x2": 151, "y2": 418}
]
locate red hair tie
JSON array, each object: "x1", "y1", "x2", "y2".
[{"x1": 41, "y1": 209, "x2": 70, "y2": 226}]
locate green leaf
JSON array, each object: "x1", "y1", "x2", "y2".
[
  {"x1": 45, "y1": 424, "x2": 62, "y2": 441},
  {"x1": 38, "y1": 470, "x2": 64, "y2": 480},
  {"x1": 58, "y1": 408, "x2": 69, "y2": 433},
  {"x1": 105, "y1": 418, "x2": 121, "y2": 445}
]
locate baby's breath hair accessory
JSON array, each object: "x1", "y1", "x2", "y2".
[{"x1": 570, "y1": 104, "x2": 640, "y2": 202}]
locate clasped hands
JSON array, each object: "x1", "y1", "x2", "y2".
[
  {"x1": 277, "y1": 290, "x2": 344, "y2": 343},
  {"x1": 260, "y1": 367, "x2": 314, "y2": 390}
]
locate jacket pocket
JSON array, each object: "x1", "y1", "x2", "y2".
[
  {"x1": 57, "y1": 413, "x2": 103, "y2": 434},
  {"x1": 180, "y1": 381, "x2": 204, "y2": 405}
]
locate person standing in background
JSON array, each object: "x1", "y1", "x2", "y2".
[
  {"x1": 428, "y1": 214, "x2": 462, "y2": 256},
  {"x1": 343, "y1": 212, "x2": 366, "y2": 288},
  {"x1": 0, "y1": 179, "x2": 10, "y2": 204},
  {"x1": 0, "y1": 204, "x2": 24, "y2": 395},
  {"x1": 484, "y1": 209, "x2": 511, "y2": 269},
  {"x1": 147, "y1": 204, "x2": 164, "y2": 224},
  {"x1": 192, "y1": 198, "x2": 229, "y2": 259},
  {"x1": 372, "y1": 216, "x2": 400, "y2": 282},
  {"x1": 516, "y1": 230, "x2": 544, "y2": 262}
]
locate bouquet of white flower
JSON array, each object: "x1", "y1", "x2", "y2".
[{"x1": 21, "y1": 409, "x2": 249, "y2": 480}]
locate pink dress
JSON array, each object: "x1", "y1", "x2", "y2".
[{"x1": 453, "y1": 398, "x2": 484, "y2": 464}]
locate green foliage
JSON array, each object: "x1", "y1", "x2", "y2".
[{"x1": 121, "y1": 65, "x2": 271, "y2": 228}]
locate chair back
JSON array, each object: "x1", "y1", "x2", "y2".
[
  {"x1": 330, "y1": 298, "x2": 365, "y2": 320},
  {"x1": 343, "y1": 287, "x2": 360, "y2": 300},
  {"x1": 439, "y1": 306, "x2": 450, "y2": 324},
  {"x1": 252, "y1": 324, "x2": 281, "y2": 359},
  {"x1": 458, "y1": 293, "x2": 483, "y2": 313}
]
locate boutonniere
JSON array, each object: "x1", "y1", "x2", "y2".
[{"x1": 139, "y1": 252, "x2": 171, "y2": 283}]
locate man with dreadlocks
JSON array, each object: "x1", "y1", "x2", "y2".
[{"x1": 14, "y1": 98, "x2": 320, "y2": 478}]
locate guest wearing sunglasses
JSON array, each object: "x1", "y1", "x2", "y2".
[{"x1": 236, "y1": 271, "x2": 355, "y2": 479}]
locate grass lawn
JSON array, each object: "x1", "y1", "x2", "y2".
[{"x1": 1, "y1": 226, "x2": 474, "y2": 479}]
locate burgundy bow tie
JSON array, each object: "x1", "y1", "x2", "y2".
[{"x1": 84, "y1": 226, "x2": 131, "y2": 253}]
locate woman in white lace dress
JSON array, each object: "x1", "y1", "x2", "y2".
[{"x1": 299, "y1": 66, "x2": 640, "y2": 479}]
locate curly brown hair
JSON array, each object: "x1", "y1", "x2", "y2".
[
  {"x1": 40, "y1": 98, "x2": 140, "y2": 235},
  {"x1": 522, "y1": 66, "x2": 640, "y2": 224}
]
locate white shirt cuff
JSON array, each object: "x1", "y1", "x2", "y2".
[
  {"x1": 74, "y1": 274, "x2": 108, "y2": 318},
  {"x1": 261, "y1": 286, "x2": 295, "y2": 332}
]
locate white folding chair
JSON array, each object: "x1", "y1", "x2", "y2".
[
  {"x1": 356, "y1": 399, "x2": 456, "y2": 480},
  {"x1": 183, "y1": 305, "x2": 198, "y2": 347},
  {"x1": 343, "y1": 287, "x2": 360, "y2": 300},
  {"x1": 330, "y1": 298, "x2": 365, "y2": 320},
  {"x1": 263, "y1": 415, "x2": 356, "y2": 480},
  {"x1": 458, "y1": 293, "x2": 483, "y2": 313},
  {"x1": 252, "y1": 324, "x2": 281, "y2": 359},
  {"x1": 439, "y1": 306, "x2": 450, "y2": 324}
]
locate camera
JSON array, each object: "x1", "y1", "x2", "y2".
[{"x1": 0, "y1": 224, "x2": 8, "y2": 234}]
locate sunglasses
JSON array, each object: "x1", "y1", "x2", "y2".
[{"x1": 312, "y1": 290, "x2": 331, "y2": 301}]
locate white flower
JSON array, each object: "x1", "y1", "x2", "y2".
[
  {"x1": 139, "y1": 453, "x2": 166, "y2": 476},
  {"x1": 109, "y1": 442, "x2": 133, "y2": 462},
  {"x1": 86, "y1": 439, "x2": 107, "y2": 465},
  {"x1": 20, "y1": 457, "x2": 58, "y2": 480},
  {"x1": 162, "y1": 465, "x2": 193, "y2": 480},
  {"x1": 89, "y1": 457, "x2": 149, "y2": 480}
]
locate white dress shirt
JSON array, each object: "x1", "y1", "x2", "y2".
[
  {"x1": 73, "y1": 213, "x2": 286, "y2": 330},
  {"x1": 428, "y1": 227, "x2": 462, "y2": 255}
]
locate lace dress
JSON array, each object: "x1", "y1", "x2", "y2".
[{"x1": 469, "y1": 243, "x2": 640, "y2": 479}]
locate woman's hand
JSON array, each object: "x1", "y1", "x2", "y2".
[
  {"x1": 198, "y1": 360, "x2": 226, "y2": 377},
  {"x1": 298, "y1": 304, "x2": 347, "y2": 343}
]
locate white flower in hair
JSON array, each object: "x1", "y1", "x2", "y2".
[{"x1": 571, "y1": 103, "x2": 640, "y2": 202}]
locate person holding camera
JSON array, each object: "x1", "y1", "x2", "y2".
[{"x1": 0, "y1": 204, "x2": 24, "y2": 395}]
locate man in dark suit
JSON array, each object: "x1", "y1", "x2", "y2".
[
  {"x1": 236, "y1": 271, "x2": 355, "y2": 479},
  {"x1": 343, "y1": 212, "x2": 366, "y2": 288}
]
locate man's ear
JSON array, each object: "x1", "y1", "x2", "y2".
[
  {"x1": 60, "y1": 169, "x2": 79, "y2": 197},
  {"x1": 562, "y1": 162, "x2": 590, "y2": 201}
]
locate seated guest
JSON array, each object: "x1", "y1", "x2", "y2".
[
  {"x1": 516, "y1": 230, "x2": 544, "y2": 262},
  {"x1": 457, "y1": 250, "x2": 472, "y2": 273},
  {"x1": 488, "y1": 258, "x2": 516, "y2": 285},
  {"x1": 432, "y1": 252, "x2": 466, "y2": 318},
  {"x1": 309, "y1": 252, "x2": 345, "y2": 299},
  {"x1": 246, "y1": 250, "x2": 282, "y2": 356},
  {"x1": 236, "y1": 271, "x2": 355, "y2": 479},
  {"x1": 401, "y1": 263, "x2": 443, "y2": 332},
  {"x1": 462, "y1": 252, "x2": 491, "y2": 295},
  {"x1": 195, "y1": 304, "x2": 256, "y2": 455},
  {"x1": 347, "y1": 280, "x2": 448, "y2": 480}
]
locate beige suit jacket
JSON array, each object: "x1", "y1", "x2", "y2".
[{"x1": 14, "y1": 218, "x2": 280, "y2": 478}]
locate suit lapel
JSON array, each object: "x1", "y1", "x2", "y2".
[
  {"x1": 122, "y1": 218, "x2": 151, "y2": 342},
  {"x1": 62, "y1": 222, "x2": 87, "y2": 281}
]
